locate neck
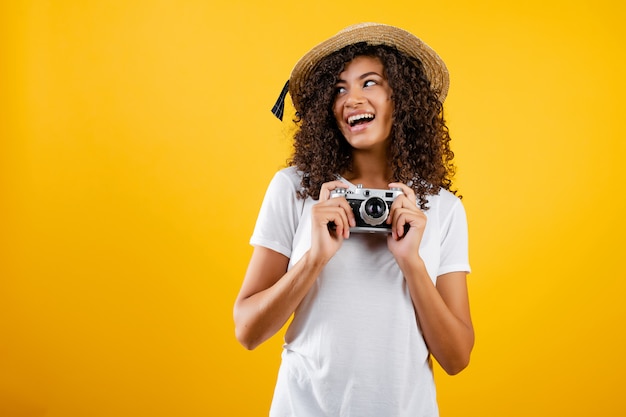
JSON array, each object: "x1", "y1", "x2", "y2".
[{"x1": 343, "y1": 150, "x2": 392, "y2": 189}]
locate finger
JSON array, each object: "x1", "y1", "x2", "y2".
[
  {"x1": 315, "y1": 204, "x2": 353, "y2": 238},
  {"x1": 337, "y1": 198, "x2": 356, "y2": 228},
  {"x1": 319, "y1": 181, "x2": 351, "y2": 202},
  {"x1": 394, "y1": 208, "x2": 427, "y2": 239},
  {"x1": 325, "y1": 208, "x2": 351, "y2": 239},
  {"x1": 388, "y1": 196, "x2": 418, "y2": 228},
  {"x1": 392, "y1": 209, "x2": 409, "y2": 239},
  {"x1": 319, "y1": 192, "x2": 356, "y2": 228},
  {"x1": 388, "y1": 182, "x2": 417, "y2": 208},
  {"x1": 388, "y1": 182, "x2": 416, "y2": 199}
]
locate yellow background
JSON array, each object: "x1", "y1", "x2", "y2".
[{"x1": 1, "y1": 0, "x2": 625, "y2": 416}]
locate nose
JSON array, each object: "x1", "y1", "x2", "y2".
[{"x1": 344, "y1": 88, "x2": 365, "y2": 107}]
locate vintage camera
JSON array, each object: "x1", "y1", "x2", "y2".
[{"x1": 330, "y1": 184, "x2": 403, "y2": 233}]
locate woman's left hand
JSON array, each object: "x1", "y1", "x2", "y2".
[
  {"x1": 386, "y1": 183, "x2": 474, "y2": 375},
  {"x1": 386, "y1": 182, "x2": 426, "y2": 265}
]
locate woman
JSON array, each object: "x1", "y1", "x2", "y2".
[{"x1": 234, "y1": 23, "x2": 474, "y2": 417}]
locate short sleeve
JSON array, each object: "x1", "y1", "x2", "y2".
[
  {"x1": 438, "y1": 198, "x2": 471, "y2": 276},
  {"x1": 249, "y1": 169, "x2": 302, "y2": 259}
]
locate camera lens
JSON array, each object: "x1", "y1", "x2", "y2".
[
  {"x1": 365, "y1": 198, "x2": 385, "y2": 217},
  {"x1": 359, "y1": 197, "x2": 389, "y2": 226}
]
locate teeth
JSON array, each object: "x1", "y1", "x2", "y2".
[{"x1": 347, "y1": 113, "x2": 375, "y2": 125}]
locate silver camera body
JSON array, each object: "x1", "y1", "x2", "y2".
[{"x1": 330, "y1": 184, "x2": 403, "y2": 233}]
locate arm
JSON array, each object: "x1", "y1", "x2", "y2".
[
  {"x1": 233, "y1": 181, "x2": 355, "y2": 350},
  {"x1": 387, "y1": 183, "x2": 474, "y2": 375},
  {"x1": 233, "y1": 247, "x2": 326, "y2": 350},
  {"x1": 400, "y1": 262, "x2": 474, "y2": 375}
]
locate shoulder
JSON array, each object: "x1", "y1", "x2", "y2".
[
  {"x1": 271, "y1": 166, "x2": 304, "y2": 191},
  {"x1": 427, "y1": 188, "x2": 462, "y2": 209},
  {"x1": 425, "y1": 188, "x2": 465, "y2": 221},
  {"x1": 260, "y1": 166, "x2": 306, "y2": 209}
]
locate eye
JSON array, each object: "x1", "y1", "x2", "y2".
[
  {"x1": 335, "y1": 86, "x2": 347, "y2": 95},
  {"x1": 364, "y1": 80, "x2": 377, "y2": 88}
]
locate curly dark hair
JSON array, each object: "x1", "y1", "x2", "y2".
[{"x1": 288, "y1": 42, "x2": 458, "y2": 209}]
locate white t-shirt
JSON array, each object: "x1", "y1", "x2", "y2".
[{"x1": 250, "y1": 167, "x2": 470, "y2": 417}]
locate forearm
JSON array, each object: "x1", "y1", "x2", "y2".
[
  {"x1": 234, "y1": 251, "x2": 326, "y2": 350},
  {"x1": 400, "y1": 258, "x2": 474, "y2": 375}
]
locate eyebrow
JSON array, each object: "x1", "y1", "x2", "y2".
[{"x1": 336, "y1": 71, "x2": 384, "y2": 83}]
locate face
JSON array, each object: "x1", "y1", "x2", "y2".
[{"x1": 332, "y1": 55, "x2": 394, "y2": 152}]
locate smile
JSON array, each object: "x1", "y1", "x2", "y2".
[{"x1": 347, "y1": 113, "x2": 375, "y2": 127}]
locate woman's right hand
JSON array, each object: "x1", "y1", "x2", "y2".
[
  {"x1": 309, "y1": 181, "x2": 355, "y2": 263},
  {"x1": 234, "y1": 181, "x2": 354, "y2": 350}
]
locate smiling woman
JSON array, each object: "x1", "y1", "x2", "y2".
[{"x1": 233, "y1": 23, "x2": 472, "y2": 417}]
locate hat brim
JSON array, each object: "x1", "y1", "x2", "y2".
[{"x1": 288, "y1": 23, "x2": 450, "y2": 114}]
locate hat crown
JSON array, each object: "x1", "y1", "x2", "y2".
[{"x1": 274, "y1": 23, "x2": 449, "y2": 119}]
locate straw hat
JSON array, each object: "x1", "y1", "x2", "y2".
[{"x1": 272, "y1": 22, "x2": 449, "y2": 120}]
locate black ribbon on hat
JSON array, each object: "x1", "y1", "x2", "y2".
[{"x1": 271, "y1": 80, "x2": 290, "y2": 121}]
